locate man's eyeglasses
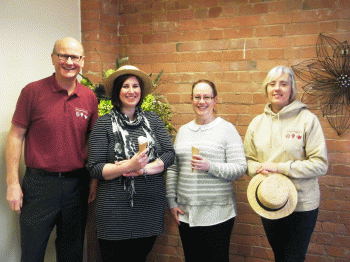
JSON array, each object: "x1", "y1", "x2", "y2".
[
  {"x1": 54, "y1": 53, "x2": 83, "y2": 62},
  {"x1": 193, "y1": 96, "x2": 214, "y2": 102}
]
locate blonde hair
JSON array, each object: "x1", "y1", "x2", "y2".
[{"x1": 262, "y1": 66, "x2": 297, "y2": 102}]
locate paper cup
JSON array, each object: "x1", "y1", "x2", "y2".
[
  {"x1": 191, "y1": 147, "x2": 199, "y2": 172},
  {"x1": 139, "y1": 142, "x2": 147, "y2": 152}
]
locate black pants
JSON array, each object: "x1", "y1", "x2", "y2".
[
  {"x1": 98, "y1": 235, "x2": 157, "y2": 262},
  {"x1": 261, "y1": 209, "x2": 319, "y2": 262},
  {"x1": 20, "y1": 167, "x2": 90, "y2": 262},
  {"x1": 178, "y1": 217, "x2": 235, "y2": 262}
]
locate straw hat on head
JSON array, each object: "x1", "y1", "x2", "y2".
[
  {"x1": 103, "y1": 65, "x2": 153, "y2": 97},
  {"x1": 247, "y1": 173, "x2": 297, "y2": 220}
]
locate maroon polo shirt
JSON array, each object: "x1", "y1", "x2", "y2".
[{"x1": 12, "y1": 74, "x2": 98, "y2": 172}]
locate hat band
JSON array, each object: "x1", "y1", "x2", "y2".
[{"x1": 255, "y1": 182, "x2": 289, "y2": 212}]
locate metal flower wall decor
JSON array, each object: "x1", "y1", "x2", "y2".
[{"x1": 292, "y1": 33, "x2": 350, "y2": 136}]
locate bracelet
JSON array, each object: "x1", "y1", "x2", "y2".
[{"x1": 143, "y1": 167, "x2": 148, "y2": 176}]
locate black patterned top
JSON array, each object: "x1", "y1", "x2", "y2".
[{"x1": 87, "y1": 110, "x2": 175, "y2": 240}]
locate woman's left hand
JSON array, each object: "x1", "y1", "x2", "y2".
[
  {"x1": 88, "y1": 179, "x2": 98, "y2": 204},
  {"x1": 191, "y1": 155, "x2": 210, "y2": 172},
  {"x1": 123, "y1": 169, "x2": 143, "y2": 177},
  {"x1": 256, "y1": 162, "x2": 278, "y2": 175}
]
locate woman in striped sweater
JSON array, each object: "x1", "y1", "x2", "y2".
[
  {"x1": 87, "y1": 65, "x2": 175, "y2": 262},
  {"x1": 166, "y1": 80, "x2": 247, "y2": 262}
]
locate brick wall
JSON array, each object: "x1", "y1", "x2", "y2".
[{"x1": 81, "y1": 0, "x2": 350, "y2": 261}]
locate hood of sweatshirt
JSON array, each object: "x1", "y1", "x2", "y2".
[{"x1": 264, "y1": 100, "x2": 307, "y2": 118}]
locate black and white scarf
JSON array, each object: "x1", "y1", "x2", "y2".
[{"x1": 110, "y1": 107, "x2": 157, "y2": 206}]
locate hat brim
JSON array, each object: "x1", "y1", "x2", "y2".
[
  {"x1": 247, "y1": 173, "x2": 298, "y2": 220},
  {"x1": 103, "y1": 68, "x2": 153, "y2": 98}
]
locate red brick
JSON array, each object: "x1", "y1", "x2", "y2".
[
  {"x1": 209, "y1": 29, "x2": 224, "y2": 40},
  {"x1": 119, "y1": 4, "x2": 137, "y2": 15},
  {"x1": 292, "y1": 10, "x2": 337, "y2": 23},
  {"x1": 239, "y1": 3, "x2": 268, "y2": 15},
  {"x1": 167, "y1": 10, "x2": 180, "y2": 22},
  {"x1": 302, "y1": 0, "x2": 337, "y2": 10},
  {"x1": 339, "y1": 0, "x2": 350, "y2": 8},
  {"x1": 325, "y1": 246, "x2": 348, "y2": 258},
  {"x1": 101, "y1": 2, "x2": 118, "y2": 16},
  {"x1": 268, "y1": 1, "x2": 287, "y2": 13},
  {"x1": 81, "y1": 10, "x2": 100, "y2": 21},
  {"x1": 263, "y1": 13, "x2": 293, "y2": 25},
  {"x1": 223, "y1": 27, "x2": 254, "y2": 38},
  {"x1": 209, "y1": 7, "x2": 222, "y2": 18},
  {"x1": 176, "y1": 42, "x2": 201, "y2": 52},
  {"x1": 268, "y1": 49, "x2": 284, "y2": 59},
  {"x1": 81, "y1": 0, "x2": 100, "y2": 11},
  {"x1": 221, "y1": 5, "x2": 239, "y2": 17},
  {"x1": 139, "y1": 12, "x2": 153, "y2": 23},
  {"x1": 181, "y1": 30, "x2": 210, "y2": 41},
  {"x1": 128, "y1": 34, "x2": 142, "y2": 44},
  {"x1": 339, "y1": 20, "x2": 350, "y2": 32},
  {"x1": 153, "y1": 22, "x2": 176, "y2": 32},
  {"x1": 126, "y1": 24, "x2": 151, "y2": 34},
  {"x1": 82, "y1": 20, "x2": 100, "y2": 32},
  {"x1": 176, "y1": 20, "x2": 203, "y2": 31},
  {"x1": 192, "y1": 0, "x2": 219, "y2": 8},
  {"x1": 102, "y1": 24, "x2": 118, "y2": 35},
  {"x1": 180, "y1": 9, "x2": 194, "y2": 20},
  {"x1": 194, "y1": 8, "x2": 208, "y2": 19},
  {"x1": 260, "y1": 37, "x2": 292, "y2": 49},
  {"x1": 203, "y1": 17, "x2": 232, "y2": 29},
  {"x1": 197, "y1": 51, "x2": 222, "y2": 61}
]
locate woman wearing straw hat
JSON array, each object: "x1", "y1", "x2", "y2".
[
  {"x1": 166, "y1": 80, "x2": 247, "y2": 262},
  {"x1": 244, "y1": 66, "x2": 328, "y2": 262},
  {"x1": 87, "y1": 65, "x2": 175, "y2": 262}
]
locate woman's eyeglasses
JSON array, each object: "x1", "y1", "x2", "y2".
[{"x1": 193, "y1": 96, "x2": 214, "y2": 102}]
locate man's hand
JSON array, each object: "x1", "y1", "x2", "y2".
[
  {"x1": 7, "y1": 183, "x2": 23, "y2": 214},
  {"x1": 6, "y1": 124, "x2": 26, "y2": 214}
]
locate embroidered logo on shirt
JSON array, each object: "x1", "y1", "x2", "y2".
[
  {"x1": 285, "y1": 130, "x2": 303, "y2": 140},
  {"x1": 75, "y1": 108, "x2": 88, "y2": 120}
]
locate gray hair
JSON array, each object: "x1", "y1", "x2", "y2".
[{"x1": 262, "y1": 66, "x2": 297, "y2": 102}]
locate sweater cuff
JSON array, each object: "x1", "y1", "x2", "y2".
[
  {"x1": 277, "y1": 161, "x2": 292, "y2": 176},
  {"x1": 167, "y1": 198, "x2": 178, "y2": 209}
]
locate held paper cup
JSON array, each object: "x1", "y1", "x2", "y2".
[
  {"x1": 138, "y1": 136, "x2": 148, "y2": 152},
  {"x1": 191, "y1": 147, "x2": 199, "y2": 172}
]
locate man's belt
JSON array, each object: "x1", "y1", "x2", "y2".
[{"x1": 27, "y1": 167, "x2": 86, "y2": 178}]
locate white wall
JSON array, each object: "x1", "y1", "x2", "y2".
[{"x1": 0, "y1": 0, "x2": 81, "y2": 261}]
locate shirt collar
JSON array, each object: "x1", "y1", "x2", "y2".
[
  {"x1": 188, "y1": 117, "x2": 222, "y2": 131},
  {"x1": 50, "y1": 73, "x2": 81, "y2": 97}
]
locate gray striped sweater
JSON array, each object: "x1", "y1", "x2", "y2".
[{"x1": 166, "y1": 117, "x2": 247, "y2": 209}]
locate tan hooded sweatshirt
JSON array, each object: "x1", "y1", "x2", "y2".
[{"x1": 244, "y1": 100, "x2": 328, "y2": 212}]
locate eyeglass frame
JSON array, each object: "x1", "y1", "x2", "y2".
[
  {"x1": 192, "y1": 95, "x2": 215, "y2": 102},
  {"x1": 53, "y1": 53, "x2": 84, "y2": 63}
]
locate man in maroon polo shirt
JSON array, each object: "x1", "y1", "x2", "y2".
[{"x1": 6, "y1": 37, "x2": 98, "y2": 262}]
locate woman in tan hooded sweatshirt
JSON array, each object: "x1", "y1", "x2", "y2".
[{"x1": 244, "y1": 66, "x2": 328, "y2": 262}]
